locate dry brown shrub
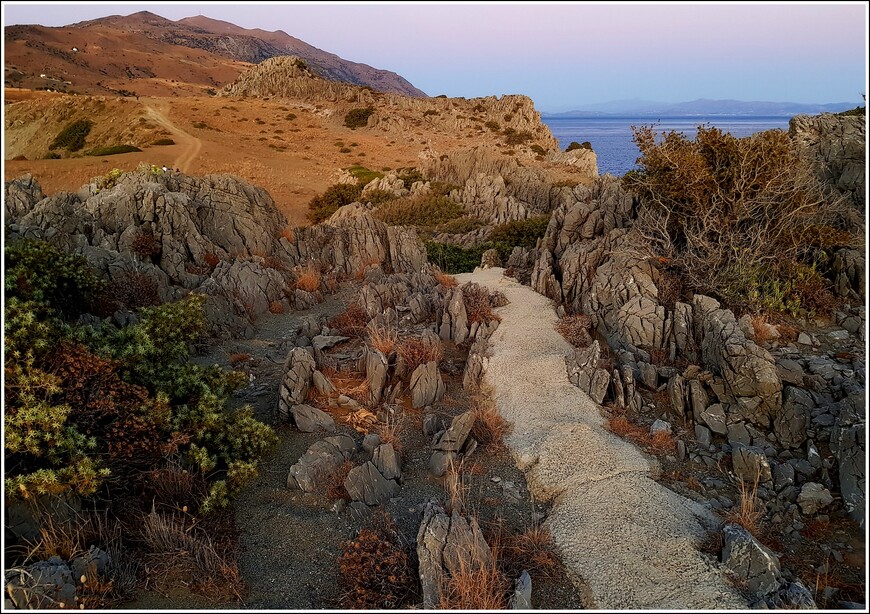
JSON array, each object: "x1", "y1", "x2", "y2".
[
  {"x1": 141, "y1": 463, "x2": 207, "y2": 512},
  {"x1": 776, "y1": 323, "x2": 800, "y2": 342},
  {"x1": 751, "y1": 315, "x2": 777, "y2": 344},
  {"x1": 354, "y1": 256, "x2": 383, "y2": 281},
  {"x1": 328, "y1": 303, "x2": 369, "y2": 337},
  {"x1": 326, "y1": 460, "x2": 354, "y2": 502},
  {"x1": 654, "y1": 265, "x2": 685, "y2": 310},
  {"x1": 724, "y1": 475, "x2": 764, "y2": 537},
  {"x1": 367, "y1": 321, "x2": 398, "y2": 355},
  {"x1": 434, "y1": 271, "x2": 458, "y2": 287},
  {"x1": 132, "y1": 232, "x2": 161, "y2": 260},
  {"x1": 801, "y1": 518, "x2": 832, "y2": 542},
  {"x1": 203, "y1": 252, "x2": 220, "y2": 268},
  {"x1": 228, "y1": 352, "x2": 251, "y2": 366},
  {"x1": 338, "y1": 513, "x2": 417, "y2": 609},
  {"x1": 686, "y1": 475, "x2": 702, "y2": 492},
  {"x1": 295, "y1": 263, "x2": 321, "y2": 292},
  {"x1": 268, "y1": 300, "x2": 285, "y2": 314},
  {"x1": 470, "y1": 397, "x2": 511, "y2": 450},
  {"x1": 110, "y1": 270, "x2": 162, "y2": 309},
  {"x1": 263, "y1": 255, "x2": 287, "y2": 271},
  {"x1": 555, "y1": 313, "x2": 592, "y2": 348},
  {"x1": 278, "y1": 227, "x2": 295, "y2": 242},
  {"x1": 461, "y1": 283, "x2": 502, "y2": 325},
  {"x1": 607, "y1": 414, "x2": 674, "y2": 456},
  {"x1": 396, "y1": 336, "x2": 443, "y2": 374},
  {"x1": 650, "y1": 430, "x2": 675, "y2": 454}
]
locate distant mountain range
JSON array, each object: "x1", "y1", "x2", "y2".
[{"x1": 544, "y1": 98, "x2": 858, "y2": 117}]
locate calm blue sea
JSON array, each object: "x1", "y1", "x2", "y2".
[{"x1": 542, "y1": 116, "x2": 792, "y2": 176}]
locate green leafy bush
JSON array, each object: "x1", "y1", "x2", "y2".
[
  {"x1": 487, "y1": 215, "x2": 550, "y2": 260},
  {"x1": 344, "y1": 107, "x2": 375, "y2": 129},
  {"x1": 436, "y1": 216, "x2": 484, "y2": 234},
  {"x1": 361, "y1": 189, "x2": 396, "y2": 206},
  {"x1": 397, "y1": 168, "x2": 425, "y2": 185},
  {"x1": 374, "y1": 194, "x2": 465, "y2": 228},
  {"x1": 44, "y1": 151, "x2": 61, "y2": 159},
  {"x1": 566, "y1": 141, "x2": 592, "y2": 152},
  {"x1": 308, "y1": 182, "x2": 363, "y2": 223},
  {"x1": 87, "y1": 144, "x2": 142, "y2": 156},
  {"x1": 49, "y1": 119, "x2": 92, "y2": 151},
  {"x1": 425, "y1": 242, "x2": 488, "y2": 273}
]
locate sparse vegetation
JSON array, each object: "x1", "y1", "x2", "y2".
[
  {"x1": 294, "y1": 263, "x2": 321, "y2": 293},
  {"x1": 396, "y1": 336, "x2": 443, "y2": 374},
  {"x1": 470, "y1": 397, "x2": 511, "y2": 449},
  {"x1": 328, "y1": 303, "x2": 369, "y2": 337},
  {"x1": 308, "y1": 182, "x2": 363, "y2": 223},
  {"x1": 49, "y1": 119, "x2": 92, "y2": 151},
  {"x1": 346, "y1": 164, "x2": 384, "y2": 186},
  {"x1": 566, "y1": 141, "x2": 593, "y2": 152},
  {"x1": 344, "y1": 107, "x2": 375, "y2": 129},
  {"x1": 152, "y1": 138, "x2": 175, "y2": 146},
  {"x1": 436, "y1": 215, "x2": 484, "y2": 234},
  {"x1": 461, "y1": 283, "x2": 503, "y2": 325},
  {"x1": 374, "y1": 194, "x2": 465, "y2": 228},
  {"x1": 555, "y1": 313, "x2": 593, "y2": 348},
  {"x1": 425, "y1": 242, "x2": 488, "y2": 274},
  {"x1": 487, "y1": 215, "x2": 550, "y2": 261}
]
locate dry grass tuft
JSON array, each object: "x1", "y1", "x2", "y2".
[
  {"x1": 470, "y1": 397, "x2": 511, "y2": 450},
  {"x1": 376, "y1": 416, "x2": 405, "y2": 457},
  {"x1": 724, "y1": 475, "x2": 764, "y2": 537},
  {"x1": 203, "y1": 252, "x2": 220, "y2": 268},
  {"x1": 278, "y1": 227, "x2": 295, "y2": 242},
  {"x1": 461, "y1": 283, "x2": 502, "y2": 324},
  {"x1": 439, "y1": 537, "x2": 509, "y2": 610},
  {"x1": 396, "y1": 336, "x2": 443, "y2": 374},
  {"x1": 434, "y1": 271, "x2": 458, "y2": 287},
  {"x1": 228, "y1": 352, "x2": 252, "y2": 367},
  {"x1": 368, "y1": 321, "x2": 398, "y2": 356},
  {"x1": 751, "y1": 314, "x2": 777, "y2": 344},
  {"x1": 326, "y1": 460, "x2": 354, "y2": 502},
  {"x1": 328, "y1": 302, "x2": 369, "y2": 338},
  {"x1": 263, "y1": 255, "x2": 287, "y2": 271},
  {"x1": 268, "y1": 300, "x2": 285, "y2": 314},
  {"x1": 443, "y1": 460, "x2": 468, "y2": 516},
  {"x1": 294, "y1": 263, "x2": 321, "y2": 293},
  {"x1": 650, "y1": 430, "x2": 676, "y2": 454},
  {"x1": 606, "y1": 413, "x2": 674, "y2": 455},
  {"x1": 555, "y1": 313, "x2": 593, "y2": 348},
  {"x1": 502, "y1": 525, "x2": 562, "y2": 579}
]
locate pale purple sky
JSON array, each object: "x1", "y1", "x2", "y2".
[{"x1": 3, "y1": 2, "x2": 867, "y2": 111}]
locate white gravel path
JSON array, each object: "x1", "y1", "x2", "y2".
[{"x1": 457, "y1": 267, "x2": 747, "y2": 609}]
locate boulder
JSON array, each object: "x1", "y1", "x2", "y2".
[
  {"x1": 5, "y1": 556, "x2": 76, "y2": 609},
  {"x1": 277, "y1": 347, "x2": 316, "y2": 420},
  {"x1": 565, "y1": 340, "x2": 610, "y2": 404},
  {"x1": 480, "y1": 248, "x2": 502, "y2": 269},
  {"x1": 701, "y1": 403, "x2": 727, "y2": 435},
  {"x1": 732, "y1": 445, "x2": 772, "y2": 483},
  {"x1": 344, "y1": 461, "x2": 400, "y2": 506},
  {"x1": 312, "y1": 370, "x2": 336, "y2": 395},
  {"x1": 830, "y1": 392, "x2": 865, "y2": 527},
  {"x1": 797, "y1": 482, "x2": 834, "y2": 516},
  {"x1": 290, "y1": 404, "x2": 336, "y2": 433},
  {"x1": 366, "y1": 348, "x2": 390, "y2": 405},
  {"x1": 287, "y1": 435, "x2": 354, "y2": 491},
  {"x1": 372, "y1": 443, "x2": 402, "y2": 481},
  {"x1": 721, "y1": 523, "x2": 781, "y2": 597},
  {"x1": 410, "y1": 361, "x2": 445, "y2": 409},
  {"x1": 434, "y1": 412, "x2": 476, "y2": 452},
  {"x1": 774, "y1": 386, "x2": 812, "y2": 449},
  {"x1": 509, "y1": 570, "x2": 532, "y2": 609}
]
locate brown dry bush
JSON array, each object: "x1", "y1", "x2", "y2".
[
  {"x1": 203, "y1": 252, "x2": 221, "y2": 268},
  {"x1": 555, "y1": 313, "x2": 592, "y2": 348},
  {"x1": 439, "y1": 537, "x2": 509, "y2": 610},
  {"x1": 328, "y1": 303, "x2": 369, "y2": 337},
  {"x1": 470, "y1": 397, "x2": 511, "y2": 450},
  {"x1": 628, "y1": 125, "x2": 856, "y2": 316},
  {"x1": 338, "y1": 514, "x2": 417, "y2": 609},
  {"x1": 396, "y1": 336, "x2": 443, "y2": 374},
  {"x1": 367, "y1": 321, "x2": 398, "y2": 355},
  {"x1": 461, "y1": 283, "x2": 502, "y2": 325},
  {"x1": 110, "y1": 270, "x2": 162, "y2": 309},
  {"x1": 141, "y1": 462, "x2": 207, "y2": 512},
  {"x1": 132, "y1": 231, "x2": 160, "y2": 260},
  {"x1": 326, "y1": 460, "x2": 354, "y2": 502},
  {"x1": 294, "y1": 263, "x2": 321, "y2": 292},
  {"x1": 228, "y1": 352, "x2": 251, "y2": 366},
  {"x1": 434, "y1": 271, "x2": 458, "y2": 287},
  {"x1": 376, "y1": 417, "x2": 405, "y2": 457},
  {"x1": 268, "y1": 300, "x2": 285, "y2": 314},
  {"x1": 501, "y1": 525, "x2": 562, "y2": 579},
  {"x1": 607, "y1": 413, "x2": 674, "y2": 455},
  {"x1": 263, "y1": 255, "x2": 287, "y2": 271},
  {"x1": 724, "y1": 475, "x2": 764, "y2": 537}
]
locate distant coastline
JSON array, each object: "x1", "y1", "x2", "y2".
[{"x1": 542, "y1": 98, "x2": 857, "y2": 118}]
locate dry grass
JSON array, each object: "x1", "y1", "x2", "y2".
[
  {"x1": 367, "y1": 321, "x2": 398, "y2": 355},
  {"x1": 268, "y1": 300, "x2": 285, "y2": 314},
  {"x1": 555, "y1": 313, "x2": 593, "y2": 348},
  {"x1": 396, "y1": 336, "x2": 443, "y2": 374},
  {"x1": 801, "y1": 518, "x2": 832, "y2": 542},
  {"x1": 294, "y1": 263, "x2": 321, "y2": 293},
  {"x1": 263, "y1": 255, "x2": 287, "y2": 271},
  {"x1": 776, "y1": 322, "x2": 800, "y2": 342},
  {"x1": 434, "y1": 271, "x2": 458, "y2": 287},
  {"x1": 750, "y1": 314, "x2": 778, "y2": 344},
  {"x1": 278, "y1": 227, "x2": 295, "y2": 242},
  {"x1": 686, "y1": 475, "x2": 702, "y2": 492},
  {"x1": 328, "y1": 369, "x2": 371, "y2": 405},
  {"x1": 326, "y1": 460, "x2": 354, "y2": 502},
  {"x1": 21, "y1": 513, "x2": 88, "y2": 563},
  {"x1": 470, "y1": 396, "x2": 511, "y2": 450},
  {"x1": 724, "y1": 475, "x2": 764, "y2": 537},
  {"x1": 606, "y1": 413, "x2": 675, "y2": 455},
  {"x1": 439, "y1": 535, "x2": 509, "y2": 610},
  {"x1": 443, "y1": 459, "x2": 468, "y2": 516},
  {"x1": 461, "y1": 283, "x2": 502, "y2": 325},
  {"x1": 354, "y1": 256, "x2": 383, "y2": 281},
  {"x1": 502, "y1": 525, "x2": 562, "y2": 579},
  {"x1": 376, "y1": 416, "x2": 405, "y2": 457},
  {"x1": 328, "y1": 303, "x2": 369, "y2": 338},
  {"x1": 228, "y1": 352, "x2": 252, "y2": 367}
]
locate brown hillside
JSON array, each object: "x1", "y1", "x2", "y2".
[{"x1": 4, "y1": 11, "x2": 425, "y2": 97}]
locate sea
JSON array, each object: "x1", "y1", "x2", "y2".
[{"x1": 542, "y1": 116, "x2": 792, "y2": 177}]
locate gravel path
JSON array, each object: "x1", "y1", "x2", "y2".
[{"x1": 457, "y1": 267, "x2": 748, "y2": 609}]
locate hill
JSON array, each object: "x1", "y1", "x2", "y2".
[
  {"x1": 3, "y1": 10, "x2": 425, "y2": 97},
  {"x1": 545, "y1": 98, "x2": 857, "y2": 117}
]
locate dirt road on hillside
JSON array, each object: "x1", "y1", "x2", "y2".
[{"x1": 142, "y1": 99, "x2": 201, "y2": 172}]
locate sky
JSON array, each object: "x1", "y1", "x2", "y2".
[{"x1": 2, "y1": 1, "x2": 868, "y2": 112}]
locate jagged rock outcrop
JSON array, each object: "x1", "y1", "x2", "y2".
[
  {"x1": 3, "y1": 173, "x2": 44, "y2": 219},
  {"x1": 287, "y1": 435, "x2": 355, "y2": 492},
  {"x1": 721, "y1": 523, "x2": 781, "y2": 597},
  {"x1": 830, "y1": 392, "x2": 866, "y2": 527},
  {"x1": 277, "y1": 347, "x2": 316, "y2": 421},
  {"x1": 789, "y1": 113, "x2": 865, "y2": 210},
  {"x1": 416, "y1": 502, "x2": 492, "y2": 608},
  {"x1": 565, "y1": 341, "x2": 610, "y2": 404},
  {"x1": 344, "y1": 461, "x2": 400, "y2": 505},
  {"x1": 409, "y1": 361, "x2": 445, "y2": 408}
]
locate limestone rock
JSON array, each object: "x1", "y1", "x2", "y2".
[
  {"x1": 722, "y1": 524, "x2": 781, "y2": 597},
  {"x1": 372, "y1": 443, "x2": 402, "y2": 481},
  {"x1": 410, "y1": 361, "x2": 445, "y2": 409},
  {"x1": 510, "y1": 570, "x2": 532, "y2": 609},
  {"x1": 366, "y1": 348, "x2": 390, "y2": 405},
  {"x1": 344, "y1": 461, "x2": 400, "y2": 505},
  {"x1": 830, "y1": 392, "x2": 866, "y2": 527},
  {"x1": 287, "y1": 436, "x2": 355, "y2": 492},
  {"x1": 290, "y1": 404, "x2": 336, "y2": 433},
  {"x1": 797, "y1": 482, "x2": 833, "y2": 515},
  {"x1": 434, "y1": 411, "x2": 476, "y2": 452},
  {"x1": 278, "y1": 347, "x2": 317, "y2": 421},
  {"x1": 774, "y1": 386, "x2": 812, "y2": 449},
  {"x1": 480, "y1": 248, "x2": 501, "y2": 269},
  {"x1": 700, "y1": 403, "x2": 727, "y2": 435},
  {"x1": 732, "y1": 445, "x2": 773, "y2": 483},
  {"x1": 565, "y1": 340, "x2": 611, "y2": 404},
  {"x1": 312, "y1": 370, "x2": 336, "y2": 395},
  {"x1": 5, "y1": 557, "x2": 76, "y2": 609}
]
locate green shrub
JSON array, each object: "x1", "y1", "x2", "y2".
[
  {"x1": 49, "y1": 119, "x2": 92, "y2": 151},
  {"x1": 502, "y1": 128, "x2": 532, "y2": 146},
  {"x1": 344, "y1": 107, "x2": 375, "y2": 129},
  {"x1": 429, "y1": 180, "x2": 459, "y2": 196},
  {"x1": 836, "y1": 106, "x2": 866, "y2": 116},
  {"x1": 44, "y1": 151, "x2": 61, "y2": 159},
  {"x1": 152, "y1": 138, "x2": 175, "y2": 146},
  {"x1": 308, "y1": 182, "x2": 364, "y2": 223},
  {"x1": 423, "y1": 110, "x2": 439, "y2": 116},
  {"x1": 566, "y1": 141, "x2": 592, "y2": 152},
  {"x1": 487, "y1": 215, "x2": 550, "y2": 260},
  {"x1": 484, "y1": 120, "x2": 500, "y2": 131},
  {"x1": 437, "y1": 216, "x2": 485, "y2": 234},
  {"x1": 86, "y1": 144, "x2": 142, "y2": 156},
  {"x1": 374, "y1": 194, "x2": 465, "y2": 228},
  {"x1": 361, "y1": 189, "x2": 396, "y2": 206},
  {"x1": 530, "y1": 144, "x2": 547, "y2": 156},
  {"x1": 425, "y1": 242, "x2": 488, "y2": 274},
  {"x1": 397, "y1": 168, "x2": 425, "y2": 186}
]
